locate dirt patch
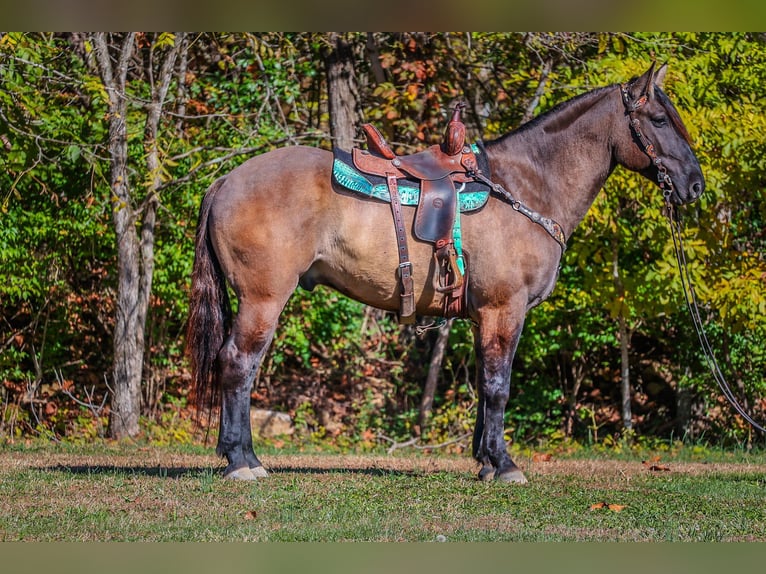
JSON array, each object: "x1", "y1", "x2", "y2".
[
  {"x1": 3, "y1": 450, "x2": 765, "y2": 479},
  {"x1": 524, "y1": 457, "x2": 766, "y2": 479}
]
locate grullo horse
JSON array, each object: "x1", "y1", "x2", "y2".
[{"x1": 187, "y1": 63, "x2": 704, "y2": 482}]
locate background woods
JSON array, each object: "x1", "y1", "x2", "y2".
[{"x1": 1, "y1": 32, "x2": 765, "y2": 449}]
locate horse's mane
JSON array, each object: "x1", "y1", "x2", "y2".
[
  {"x1": 656, "y1": 87, "x2": 692, "y2": 144},
  {"x1": 485, "y1": 83, "x2": 691, "y2": 147},
  {"x1": 485, "y1": 85, "x2": 615, "y2": 146}
]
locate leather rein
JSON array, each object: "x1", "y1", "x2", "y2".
[{"x1": 622, "y1": 83, "x2": 765, "y2": 434}]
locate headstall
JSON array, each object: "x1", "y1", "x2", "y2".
[{"x1": 620, "y1": 83, "x2": 675, "y2": 201}]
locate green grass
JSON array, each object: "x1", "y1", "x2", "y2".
[{"x1": 1, "y1": 443, "x2": 765, "y2": 541}]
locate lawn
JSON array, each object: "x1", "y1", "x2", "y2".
[{"x1": 2, "y1": 443, "x2": 765, "y2": 542}]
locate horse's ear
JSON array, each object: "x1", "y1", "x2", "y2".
[
  {"x1": 636, "y1": 62, "x2": 657, "y2": 98},
  {"x1": 653, "y1": 63, "x2": 668, "y2": 90}
]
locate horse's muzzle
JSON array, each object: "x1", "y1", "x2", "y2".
[{"x1": 672, "y1": 172, "x2": 705, "y2": 205}]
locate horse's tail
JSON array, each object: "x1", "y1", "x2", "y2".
[{"x1": 186, "y1": 176, "x2": 230, "y2": 412}]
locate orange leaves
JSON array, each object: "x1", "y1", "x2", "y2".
[
  {"x1": 361, "y1": 429, "x2": 376, "y2": 442},
  {"x1": 588, "y1": 459, "x2": 671, "y2": 515},
  {"x1": 589, "y1": 502, "x2": 626, "y2": 512},
  {"x1": 643, "y1": 457, "x2": 671, "y2": 472}
]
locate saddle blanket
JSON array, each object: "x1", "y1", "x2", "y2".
[{"x1": 331, "y1": 142, "x2": 492, "y2": 213}]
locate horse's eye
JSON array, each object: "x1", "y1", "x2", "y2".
[{"x1": 651, "y1": 116, "x2": 668, "y2": 128}]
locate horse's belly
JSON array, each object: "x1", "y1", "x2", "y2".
[{"x1": 303, "y1": 205, "x2": 449, "y2": 316}]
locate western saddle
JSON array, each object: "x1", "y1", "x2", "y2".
[{"x1": 351, "y1": 103, "x2": 482, "y2": 323}]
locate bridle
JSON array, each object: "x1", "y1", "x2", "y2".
[
  {"x1": 478, "y1": 83, "x2": 681, "y2": 255},
  {"x1": 621, "y1": 83, "x2": 765, "y2": 435},
  {"x1": 621, "y1": 83, "x2": 676, "y2": 201}
]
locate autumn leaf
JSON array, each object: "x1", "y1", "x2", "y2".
[
  {"x1": 243, "y1": 510, "x2": 258, "y2": 520},
  {"x1": 590, "y1": 502, "x2": 626, "y2": 512},
  {"x1": 642, "y1": 457, "x2": 671, "y2": 472},
  {"x1": 532, "y1": 453, "x2": 553, "y2": 462},
  {"x1": 361, "y1": 429, "x2": 376, "y2": 441}
]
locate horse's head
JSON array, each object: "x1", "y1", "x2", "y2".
[{"x1": 616, "y1": 63, "x2": 705, "y2": 205}]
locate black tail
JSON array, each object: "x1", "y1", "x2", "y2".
[{"x1": 186, "y1": 177, "x2": 230, "y2": 411}]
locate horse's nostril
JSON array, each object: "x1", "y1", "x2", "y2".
[{"x1": 691, "y1": 180, "x2": 704, "y2": 198}]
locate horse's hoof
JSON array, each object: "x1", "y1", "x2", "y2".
[
  {"x1": 224, "y1": 467, "x2": 257, "y2": 481},
  {"x1": 249, "y1": 465, "x2": 269, "y2": 478},
  {"x1": 478, "y1": 466, "x2": 495, "y2": 482},
  {"x1": 495, "y1": 468, "x2": 528, "y2": 484}
]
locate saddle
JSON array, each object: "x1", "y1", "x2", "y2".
[{"x1": 350, "y1": 103, "x2": 483, "y2": 323}]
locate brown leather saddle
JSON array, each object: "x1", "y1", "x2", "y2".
[{"x1": 352, "y1": 103, "x2": 480, "y2": 323}]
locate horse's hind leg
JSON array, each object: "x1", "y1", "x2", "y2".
[{"x1": 216, "y1": 302, "x2": 281, "y2": 480}]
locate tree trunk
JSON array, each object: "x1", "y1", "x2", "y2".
[
  {"x1": 612, "y1": 242, "x2": 632, "y2": 433},
  {"x1": 141, "y1": 33, "x2": 185, "y2": 412},
  {"x1": 419, "y1": 321, "x2": 451, "y2": 433},
  {"x1": 618, "y1": 313, "x2": 632, "y2": 432},
  {"x1": 323, "y1": 33, "x2": 364, "y2": 151},
  {"x1": 92, "y1": 33, "x2": 183, "y2": 439},
  {"x1": 365, "y1": 33, "x2": 387, "y2": 85},
  {"x1": 93, "y1": 33, "x2": 141, "y2": 438}
]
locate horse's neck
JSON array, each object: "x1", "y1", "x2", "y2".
[{"x1": 486, "y1": 86, "x2": 619, "y2": 238}]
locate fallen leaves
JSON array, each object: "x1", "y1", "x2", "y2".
[
  {"x1": 589, "y1": 502, "x2": 626, "y2": 512},
  {"x1": 642, "y1": 457, "x2": 671, "y2": 472},
  {"x1": 532, "y1": 453, "x2": 553, "y2": 463},
  {"x1": 243, "y1": 510, "x2": 258, "y2": 520}
]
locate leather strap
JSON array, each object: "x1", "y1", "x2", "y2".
[{"x1": 386, "y1": 173, "x2": 415, "y2": 323}]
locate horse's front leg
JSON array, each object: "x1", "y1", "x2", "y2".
[{"x1": 472, "y1": 307, "x2": 528, "y2": 484}]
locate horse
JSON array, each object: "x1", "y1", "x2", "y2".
[{"x1": 186, "y1": 62, "x2": 704, "y2": 483}]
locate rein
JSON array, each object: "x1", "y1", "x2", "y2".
[
  {"x1": 667, "y1": 206, "x2": 766, "y2": 434},
  {"x1": 622, "y1": 83, "x2": 765, "y2": 434}
]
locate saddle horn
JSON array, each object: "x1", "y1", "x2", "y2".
[{"x1": 442, "y1": 102, "x2": 467, "y2": 156}]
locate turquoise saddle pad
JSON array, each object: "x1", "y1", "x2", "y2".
[{"x1": 331, "y1": 143, "x2": 491, "y2": 213}]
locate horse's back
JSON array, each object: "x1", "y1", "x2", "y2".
[{"x1": 212, "y1": 145, "x2": 332, "y2": 209}]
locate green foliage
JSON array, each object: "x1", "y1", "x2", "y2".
[{"x1": 2, "y1": 32, "x2": 765, "y2": 448}]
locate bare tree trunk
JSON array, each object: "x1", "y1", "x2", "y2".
[
  {"x1": 365, "y1": 33, "x2": 387, "y2": 85},
  {"x1": 323, "y1": 32, "x2": 364, "y2": 151},
  {"x1": 419, "y1": 321, "x2": 451, "y2": 433},
  {"x1": 141, "y1": 33, "x2": 185, "y2": 411},
  {"x1": 93, "y1": 32, "x2": 141, "y2": 438},
  {"x1": 612, "y1": 242, "x2": 632, "y2": 433},
  {"x1": 618, "y1": 313, "x2": 632, "y2": 432},
  {"x1": 92, "y1": 32, "x2": 183, "y2": 439}
]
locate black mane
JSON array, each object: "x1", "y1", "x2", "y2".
[{"x1": 485, "y1": 85, "x2": 615, "y2": 146}]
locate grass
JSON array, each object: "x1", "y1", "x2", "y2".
[{"x1": 1, "y1": 442, "x2": 766, "y2": 541}]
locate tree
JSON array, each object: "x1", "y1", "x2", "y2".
[
  {"x1": 90, "y1": 32, "x2": 185, "y2": 438},
  {"x1": 322, "y1": 33, "x2": 364, "y2": 151},
  {"x1": 2, "y1": 32, "x2": 765, "y2": 446}
]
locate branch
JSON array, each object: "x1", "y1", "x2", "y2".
[
  {"x1": 55, "y1": 369, "x2": 108, "y2": 438},
  {"x1": 521, "y1": 58, "x2": 553, "y2": 124},
  {"x1": 154, "y1": 133, "x2": 331, "y2": 192}
]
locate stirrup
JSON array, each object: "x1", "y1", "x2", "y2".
[{"x1": 433, "y1": 247, "x2": 464, "y2": 294}]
